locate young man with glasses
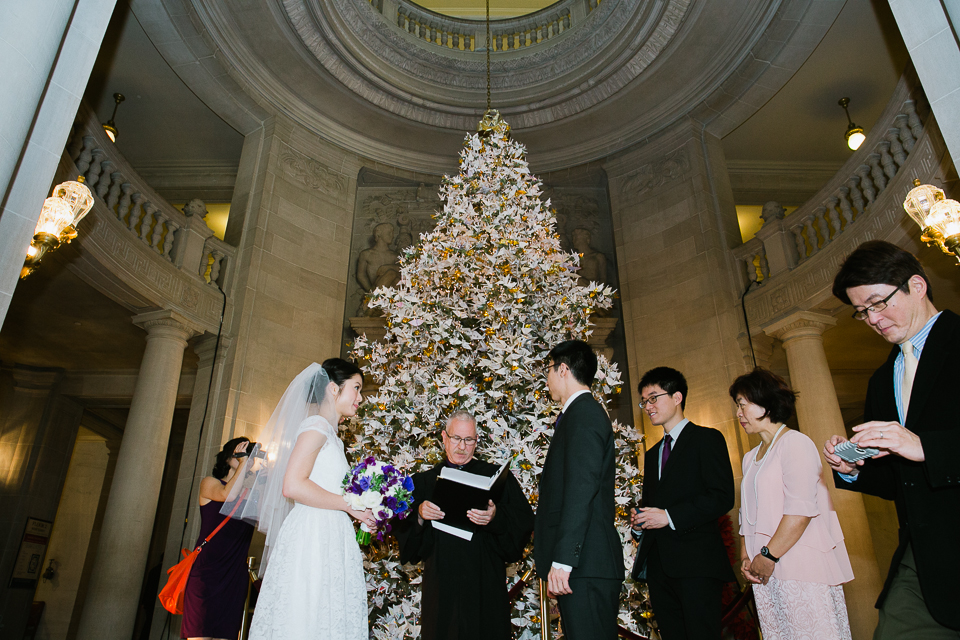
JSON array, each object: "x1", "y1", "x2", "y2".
[
  {"x1": 534, "y1": 340, "x2": 624, "y2": 639},
  {"x1": 629, "y1": 367, "x2": 735, "y2": 640},
  {"x1": 824, "y1": 240, "x2": 960, "y2": 637},
  {"x1": 395, "y1": 411, "x2": 534, "y2": 640}
]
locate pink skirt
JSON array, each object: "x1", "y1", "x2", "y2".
[{"x1": 753, "y1": 576, "x2": 852, "y2": 640}]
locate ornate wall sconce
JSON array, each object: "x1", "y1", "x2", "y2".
[
  {"x1": 20, "y1": 177, "x2": 94, "y2": 278},
  {"x1": 838, "y1": 97, "x2": 865, "y2": 150},
  {"x1": 902, "y1": 179, "x2": 960, "y2": 264}
]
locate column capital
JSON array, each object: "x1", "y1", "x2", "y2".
[
  {"x1": 132, "y1": 309, "x2": 202, "y2": 341},
  {"x1": 763, "y1": 310, "x2": 837, "y2": 342},
  {"x1": 191, "y1": 334, "x2": 233, "y2": 367}
]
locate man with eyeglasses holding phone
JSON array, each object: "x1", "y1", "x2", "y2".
[
  {"x1": 629, "y1": 366, "x2": 735, "y2": 639},
  {"x1": 823, "y1": 240, "x2": 960, "y2": 637},
  {"x1": 395, "y1": 411, "x2": 534, "y2": 640}
]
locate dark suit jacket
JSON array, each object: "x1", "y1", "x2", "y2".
[
  {"x1": 633, "y1": 422, "x2": 735, "y2": 582},
  {"x1": 834, "y1": 309, "x2": 960, "y2": 630},
  {"x1": 534, "y1": 392, "x2": 624, "y2": 581}
]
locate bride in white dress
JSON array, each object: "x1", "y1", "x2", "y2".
[{"x1": 238, "y1": 359, "x2": 376, "y2": 640}]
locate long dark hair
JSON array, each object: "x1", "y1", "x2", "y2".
[{"x1": 212, "y1": 436, "x2": 250, "y2": 479}]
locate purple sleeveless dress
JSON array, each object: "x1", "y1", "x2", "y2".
[{"x1": 181, "y1": 484, "x2": 255, "y2": 639}]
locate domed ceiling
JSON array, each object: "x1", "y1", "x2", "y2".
[{"x1": 125, "y1": 0, "x2": 852, "y2": 173}]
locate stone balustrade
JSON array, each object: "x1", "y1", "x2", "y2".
[
  {"x1": 49, "y1": 102, "x2": 234, "y2": 335},
  {"x1": 733, "y1": 72, "x2": 926, "y2": 288},
  {"x1": 733, "y1": 70, "x2": 952, "y2": 331},
  {"x1": 65, "y1": 104, "x2": 234, "y2": 291},
  {"x1": 368, "y1": 0, "x2": 597, "y2": 53}
]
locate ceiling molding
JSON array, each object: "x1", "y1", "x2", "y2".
[{"x1": 135, "y1": 163, "x2": 238, "y2": 202}]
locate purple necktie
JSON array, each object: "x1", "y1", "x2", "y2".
[{"x1": 661, "y1": 434, "x2": 672, "y2": 471}]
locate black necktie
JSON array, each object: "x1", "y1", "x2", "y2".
[{"x1": 661, "y1": 434, "x2": 673, "y2": 472}]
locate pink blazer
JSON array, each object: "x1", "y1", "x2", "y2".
[{"x1": 739, "y1": 429, "x2": 854, "y2": 585}]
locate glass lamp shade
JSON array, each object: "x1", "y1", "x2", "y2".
[
  {"x1": 34, "y1": 197, "x2": 77, "y2": 238},
  {"x1": 49, "y1": 177, "x2": 94, "y2": 232},
  {"x1": 926, "y1": 198, "x2": 960, "y2": 244},
  {"x1": 902, "y1": 180, "x2": 945, "y2": 229},
  {"x1": 846, "y1": 128, "x2": 865, "y2": 150}
]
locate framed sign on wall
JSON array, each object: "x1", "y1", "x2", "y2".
[{"x1": 8, "y1": 518, "x2": 53, "y2": 589}]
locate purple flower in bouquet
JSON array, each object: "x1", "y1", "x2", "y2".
[{"x1": 342, "y1": 456, "x2": 415, "y2": 544}]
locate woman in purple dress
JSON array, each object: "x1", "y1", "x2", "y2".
[{"x1": 181, "y1": 438, "x2": 255, "y2": 640}]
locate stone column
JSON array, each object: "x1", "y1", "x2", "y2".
[
  {"x1": 0, "y1": 0, "x2": 116, "y2": 327},
  {"x1": 149, "y1": 334, "x2": 232, "y2": 640},
  {"x1": 75, "y1": 310, "x2": 199, "y2": 640},
  {"x1": 765, "y1": 311, "x2": 883, "y2": 639}
]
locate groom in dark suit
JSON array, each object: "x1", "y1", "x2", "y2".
[
  {"x1": 631, "y1": 367, "x2": 735, "y2": 640},
  {"x1": 535, "y1": 340, "x2": 623, "y2": 639}
]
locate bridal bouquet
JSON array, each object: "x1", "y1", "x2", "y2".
[{"x1": 342, "y1": 456, "x2": 415, "y2": 544}]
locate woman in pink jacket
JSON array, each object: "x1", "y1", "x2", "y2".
[{"x1": 730, "y1": 368, "x2": 854, "y2": 640}]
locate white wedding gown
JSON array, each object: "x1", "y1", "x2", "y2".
[{"x1": 249, "y1": 415, "x2": 367, "y2": 640}]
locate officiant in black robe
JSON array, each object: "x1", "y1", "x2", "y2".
[{"x1": 395, "y1": 411, "x2": 534, "y2": 640}]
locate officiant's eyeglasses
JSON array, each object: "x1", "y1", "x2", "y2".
[{"x1": 446, "y1": 434, "x2": 478, "y2": 447}]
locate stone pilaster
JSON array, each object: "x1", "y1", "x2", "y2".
[
  {"x1": 0, "y1": 0, "x2": 116, "y2": 327},
  {"x1": 764, "y1": 311, "x2": 883, "y2": 638},
  {"x1": 602, "y1": 118, "x2": 747, "y2": 472},
  {"x1": 76, "y1": 310, "x2": 198, "y2": 640},
  {"x1": 888, "y1": 0, "x2": 960, "y2": 176},
  {"x1": 217, "y1": 114, "x2": 362, "y2": 444}
]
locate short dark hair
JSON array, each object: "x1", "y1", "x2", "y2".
[
  {"x1": 638, "y1": 367, "x2": 688, "y2": 410},
  {"x1": 832, "y1": 240, "x2": 933, "y2": 305},
  {"x1": 213, "y1": 436, "x2": 250, "y2": 479},
  {"x1": 728, "y1": 368, "x2": 797, "y2": 424},
  {"x1": 321, "y1": 358, "x2": 364, "y2": 388},
  {"x1": 548, "y1": 340, "x2": 597, "y2": 386}
]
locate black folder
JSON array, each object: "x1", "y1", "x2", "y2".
[{"x1": 429, "y1": 459, "x2": 510, "y2": 539}]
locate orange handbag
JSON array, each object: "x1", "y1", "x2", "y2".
[{"x1": 159, "y1": 494, "x2": 244, "y2": 615}]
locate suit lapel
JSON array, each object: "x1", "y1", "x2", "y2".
[{"x1": 905, "y1": 312, "x2": 956, "y2": 430}]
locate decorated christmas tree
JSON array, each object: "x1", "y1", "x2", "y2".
[{"x1": 349, "y1": 111, "x2": 650, "y2": 638}]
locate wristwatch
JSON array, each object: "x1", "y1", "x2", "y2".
[{"x1": 760, "y1": 546, "x2": 780, "y2": 563}]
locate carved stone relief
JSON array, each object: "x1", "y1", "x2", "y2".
[
  {"x1": 618, "y1": 148, "x2": 690, "y2": 202},
  {"x1": 278, "y1": 142, "x2": 347, "y2": 200},
  {"x1": 346, "y1": 187, "x2": 441, "y2": 317}
]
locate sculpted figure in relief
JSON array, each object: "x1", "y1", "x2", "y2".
[
  {"x1": 356, "y1": 222, "x2": 401, "y2": 316},
  {"x1": 572, "y1": 227, "x2": 607, "y2": 287}
]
